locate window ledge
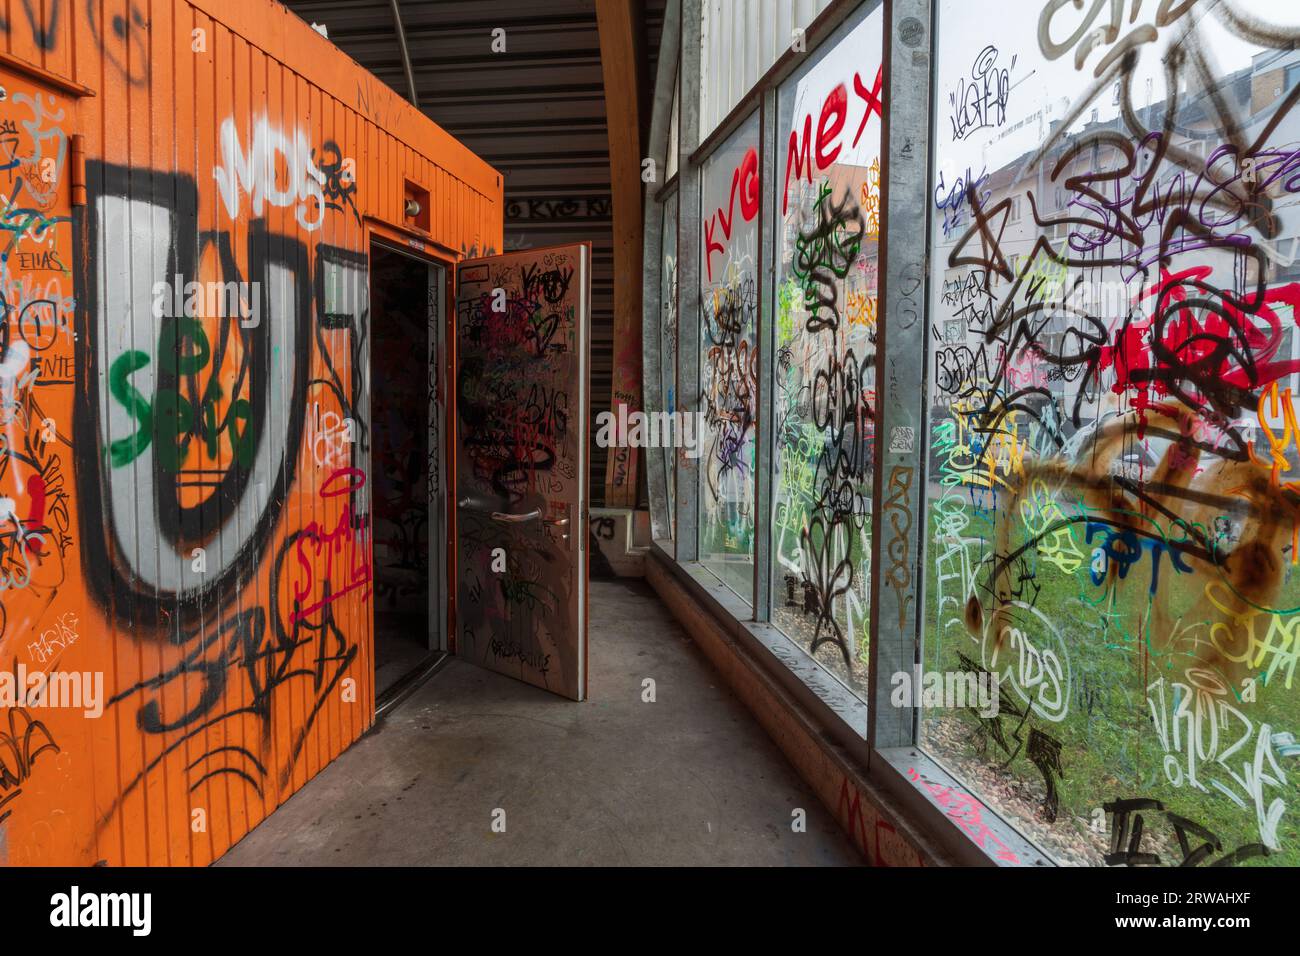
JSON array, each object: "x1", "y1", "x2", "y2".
[{"x1": 875, "y1": 747, "x2": 1055, "y2": 867}]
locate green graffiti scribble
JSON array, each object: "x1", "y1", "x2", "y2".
[
  {"x1": 107, "y1": 350, "x2": 152, "y2": 467},
  {"x1": 777, "y1": 277, "x2": 801, "y2": 349},
  {"x1": 107, "y1": 317, "x2": 256, "y2": 472}
]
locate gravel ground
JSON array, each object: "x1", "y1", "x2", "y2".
[
  {"x1": 771, "y1": 604, "x2": 872, "y2": 693},
  {"x1": 923, "y1": 713, "x2": 1185, "y2": 867}
]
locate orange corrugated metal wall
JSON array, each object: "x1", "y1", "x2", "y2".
[{"x1": 0, "y1": 0, "x2": 501, "y2": 865}]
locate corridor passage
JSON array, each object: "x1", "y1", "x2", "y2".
[{"x1": 219, "y1": 581, "x2": 858, "y2": 866}]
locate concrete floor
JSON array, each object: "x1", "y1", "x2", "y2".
[{"x1": 218, "y1": 579, "x2": 859, "y2": 866}]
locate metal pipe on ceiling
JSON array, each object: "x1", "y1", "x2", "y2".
[{"x1": 388, "y1": 0, "x2": 420, "y2": 108}]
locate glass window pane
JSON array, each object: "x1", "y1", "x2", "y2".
[
  {"x1": 923, "y1": 0, "x2": 1300, "y2": 865},
  {"x1": 769, "y1": 5, "x2": 884, "y2": 700},
  {"x1": 699, "y1": 110, "x2": 761, "y2": 602}
]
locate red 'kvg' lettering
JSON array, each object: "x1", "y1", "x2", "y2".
[{"x1": 703, "y1": 146, "x2": 760, "y2": 282}]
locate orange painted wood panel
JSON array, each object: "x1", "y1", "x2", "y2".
[{"x1": 0, "y1": 0, "x2": 501, "y2": 865}]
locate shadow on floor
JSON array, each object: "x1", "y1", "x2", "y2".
[
  {"x1": 374, "y1": 609, "x2": 432, "y2": 698},
  {"x1": 217, "y1": 579, "x2": 860, "y2": 866}
]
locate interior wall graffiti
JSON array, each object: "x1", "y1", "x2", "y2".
[{"x1": 923, "y1": 0, "x2": 1300, "y2": 866}]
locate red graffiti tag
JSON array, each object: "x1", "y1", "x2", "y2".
[
  {"x1": 783, "y1": 64, "x2": 885, "y2": 215},
  {"x1": 703, "y1": 146, "x2": 760, "y2": 282},
  {"x1": 289, "y1": 467, "x2": 373, "y2": 623}
]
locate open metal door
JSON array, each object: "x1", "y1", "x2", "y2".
[{"x1": 453, "y1": 243, "x2": 590, "y2": 700}]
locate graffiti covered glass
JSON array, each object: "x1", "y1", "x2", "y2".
[
  {"x1": 698, "y1": 111, "x2": 761, "y2": 601},
  {"x1": 922, "y1": 0, "x2": 1300, "y2": 866},
  {"x1": 769, "y1": 6, "x2": 884, "y2": 700}
]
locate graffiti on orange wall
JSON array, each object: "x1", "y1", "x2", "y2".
[
  {"x1": 0, "y1": 0, "x2": 499, "y2": 865},
  {"x1": 75, "y1": 142, "x2": 376, "y2": 855},
  {"x1": 0, "y1": 70, "x2": 79, "y2": 863}
]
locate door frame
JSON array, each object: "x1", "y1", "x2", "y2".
[{"x1": 366, "y1": 224, "x2": 454, "y2": 710}]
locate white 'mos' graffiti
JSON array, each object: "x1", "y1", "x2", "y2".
[
  {"x1": 213, "y1": 115, "x2": 327, "y2": 232},
  {"x1": 980, "y1": 600, "x2": 1070, "y2": 723}
]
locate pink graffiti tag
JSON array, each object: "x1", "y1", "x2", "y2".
[
  {"x1": 289, "y1": 467, "x2": 373, "y2": 623},
  {"x1": 907, "y1": 767, "x2": 1021, "y2": 864}
]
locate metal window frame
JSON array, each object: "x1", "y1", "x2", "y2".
[
  {"x1": 752, "y1": 85, "x2": 777, "y2": 624},
  {"x1": 654, "y1": 173, "x2": 680, "y2": 204},
  {"x1": 673, "y1": 0, "x2": 704, "y2": 565},
  {"x1": 868, "y1": 0, "x2": 929, "y2": 754},
  {"x1": 643, "y1": 0, "x2": 683, "y2": 546},
  {"x1": 641, "y1": 0, "x2": 1052, "y2": 867}
]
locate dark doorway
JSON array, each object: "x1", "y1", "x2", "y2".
[{"x1": 370, "y1": 242, "x2": 437, "y2": 699}]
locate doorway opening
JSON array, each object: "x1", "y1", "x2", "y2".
[{"x1": 369, "y1": 241, "x2": 444, "y2": 702}]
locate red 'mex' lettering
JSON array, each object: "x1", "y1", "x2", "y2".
[{"x1": 782, "y1": 64, "x2": 884, "y2": 216}]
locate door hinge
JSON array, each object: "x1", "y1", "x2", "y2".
[{"x1": 71, "y1": 134, "x2": 86, "y2": 207}]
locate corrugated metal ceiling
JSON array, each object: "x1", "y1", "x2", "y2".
[{"x1": 280, "y1": 0, "x2": 667, "y2": 506}]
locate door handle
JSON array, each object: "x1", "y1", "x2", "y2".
[
  {"x1": 491, "y1": 509, "x2": 542, "y2": 524},
  {"x1": 459, "y1": 499, "x2": 541, "y2": 524}
]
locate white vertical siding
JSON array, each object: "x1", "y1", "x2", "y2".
[{"x1": 699, "y1": 0, "x2": 832, "y2": 138}]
